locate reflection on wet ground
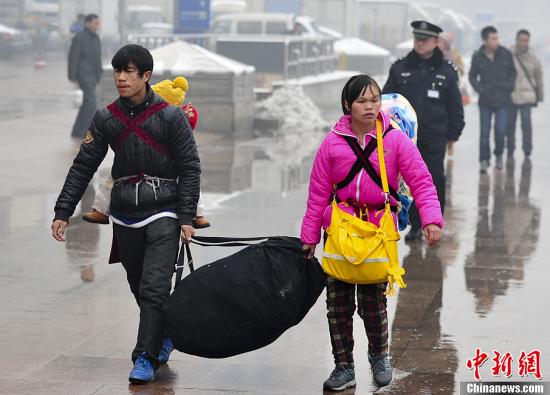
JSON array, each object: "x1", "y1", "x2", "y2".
[
  {"x1": 465, "y1": 159, "x2": 539, "y2": 317},
  {"x1": 1, "y1": 55, "x2": 550, "y2": 393},
  {"x1": 389, "y1": 243, "x2": 458, "y2": 394},
  {"x1": 0, "y1": 57, "x2": 76, "y2": 121},
  {"x1": 65, "y1": 185, "x2": 99, "y2": 283}
]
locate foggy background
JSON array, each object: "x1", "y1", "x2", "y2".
[{"x1": 0, "y1": 1, "x2": 549, "y2": 393}]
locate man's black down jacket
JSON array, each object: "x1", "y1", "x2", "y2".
[
  {"x1": 468, "y1": 45, "x2": 517, "y2": 108},
  {"x1": 54, "y1": 87, "x2": 201, "y2": 226}
]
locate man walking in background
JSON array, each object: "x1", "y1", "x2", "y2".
[
  {"x1": 68, "y1": 14, "x2": 102, "y2": 139},
  {"x1": 469, "y1": 26, "x2": 517, "y2": 172},
  {"x1": 383, "y1": 21, "x2": 464, "y2": 242},
  {"x1": 508, "y1": 29, "x2": 544, "y2": 159}
]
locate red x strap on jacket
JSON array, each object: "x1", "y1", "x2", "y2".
[{"x1": 107, "y1": 101, "x2": 170, "y2": 156}]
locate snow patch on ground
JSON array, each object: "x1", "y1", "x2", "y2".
[{"x1": 255, "y1": 84, "x2": 329, "y2": 166}]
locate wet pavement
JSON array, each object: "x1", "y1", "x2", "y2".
[{"x1": 0, "y1": 56, "x2": 549, "y2": 394}]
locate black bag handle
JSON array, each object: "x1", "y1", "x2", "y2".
[
  {"x1": 173, "y1": 236, "x2": 272, "y2": 287},
  {"x1": 174, "y1": 242, "x2": 193, "y2": 288},
  {"x1": 191, "y1": 235, "x2": 270, "y2": 247}
]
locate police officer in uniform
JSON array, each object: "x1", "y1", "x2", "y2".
[{"x1": 383, "y1": 21, "x2": 465, "y2": 241}]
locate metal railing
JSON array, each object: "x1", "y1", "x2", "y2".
[
  {"x1": 126, "y1": 33, "x2": 337, "y2": 80},
  {"x1": 285, "y1": 37, "x2": 337, "y2": 79},
  {"x1": 127, "y1": 33, "x2": 217, "y2": 51}
]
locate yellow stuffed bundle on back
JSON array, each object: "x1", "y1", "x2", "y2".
[{"x1": 152, "y1": 76, "x2": 189, "y2": 106}]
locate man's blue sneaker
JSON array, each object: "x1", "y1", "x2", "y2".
[
  {"x1": 158, "y1": 338, "x2": 174, "y2": 364},
  {"x1": 129, "y1": 352, "x2": 155, "y2": 384},
  {"x1": 369, "y1": 353, "x2": 393, "y2": 387},
  {"x1": 323, "y1": 366, "x2": 356, "y2": 391}
]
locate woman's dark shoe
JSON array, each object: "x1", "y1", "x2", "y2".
[
  {"x1": 369, "y1": 353, "x2": 393, "y2": 387},
  {"x1": 323, "y1": 366, "x2": 356, "y2": 391}
]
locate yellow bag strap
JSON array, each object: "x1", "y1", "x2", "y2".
[{"x1": 375, "y1": 120, "x2": 390, "y2": 207}]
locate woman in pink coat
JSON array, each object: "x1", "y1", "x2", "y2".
[{"x1": 301, "y1": 74, "x2": 443, "y2": 390}]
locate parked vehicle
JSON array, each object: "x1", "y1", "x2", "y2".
[
  {"x1": 126, "y1": 5, "x2": 173, "y2": 34},
  {"x1": 0, "y1": 23, "x2": 31, "y2": 58},
  {"x1": 211, "y1": 13, "x2": 340, "y2": 38},
  {"x1": 211, "y1": 0, "x2": 247, "y2": 20}
]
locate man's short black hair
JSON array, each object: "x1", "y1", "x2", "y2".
[
  {"x1": 84, "y1": 14, "x2": 98, "y2": 24},
  {"x1": 517, "y1": 29, "x2": 530, "y2": 38},
  {"x1": 341, "y1": 74, "x2": 381, "y2": 115},
  {"x1": 481, "y1": 26, "x2": 498, "y2": 40},
  {"x1": 111, "y1": 44, "x2": 154, "y2": 76}
]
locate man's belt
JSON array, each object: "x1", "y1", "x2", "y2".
[{"x1": 114, "y1": 173, "x2": 177, "y2": 206}]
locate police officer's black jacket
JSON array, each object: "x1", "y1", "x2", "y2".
[
  {"x1": 468, "y1": 45, "x2": 517, "y2": 108},
  {"x1": 383, "y1": 47, "x2": 465, "y2": 143},
  {"x1": 54, "y1": 85, "x2": 201, "y2": 226}
]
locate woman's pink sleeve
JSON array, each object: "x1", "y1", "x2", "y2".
[{"x1": 300, "y1": 137, "x2": 334, "y2": 244}]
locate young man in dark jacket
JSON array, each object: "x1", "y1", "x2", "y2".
[
  {"x1": 469, "y1": 26, "x2": 517, "y2": 172},
  {"x1": 68, "y1": 14, "x2": 103, "y2": 139},
  {"x1": 52, "y1": 44, "x2": 201, "y2": 384}
]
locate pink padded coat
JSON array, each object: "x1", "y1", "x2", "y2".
[{"x1": 300, "y1": 111, "x2": 444, "y2": 245}]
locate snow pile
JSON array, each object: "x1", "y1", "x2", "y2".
[
  {"x1": 256, "y1": 84, "x2": 328, "y2": 133},
  {"x1": 334, "y1": 37, "x2": 390, "y2": 56},
  {"x1": 151, "y1": 41, "x2": 254, "y2": 75},
  {"x1": 255, "y1": 85, "x2": 329, "y2": 166}
]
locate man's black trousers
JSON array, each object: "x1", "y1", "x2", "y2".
[
  {"x1": 409, "y1": 140, "x2": 446, "y2": 231},
  {"x1": 71, "y1": 77, "x2": 97, "y2": 139},
  {"x1": 113, "y1": 217, "x2": 179, "y2": 366}
]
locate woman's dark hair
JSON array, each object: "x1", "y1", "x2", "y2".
[
  {"x1": 111, "y1": 44, "x2": 153, "y2": 76},
  {"x1": 341, "y1": 74, "x2": 381, "y2": 115},
  {"x1": 481, "y1": 26, "x2": 497, "y2": 40}
]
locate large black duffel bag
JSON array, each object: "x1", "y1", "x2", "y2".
[{"x1": 164, "y1": 236, "x2": 326, "y2": 358}]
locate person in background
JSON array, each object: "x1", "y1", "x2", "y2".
[
  {"x1": 383, "y1": 21, "x2": 464, "y2": 242},
  {"x1": 438, "y1": 31, "x2": 469, "y2": 156},
  {"x1": 68, "y1": 14, "x2": 102, "y2": 139},
  {"x1": 32, "y1": 18, "x2": 50, "y2": 64},
  {"x1": 468, "y1": 26, "x2": 517, "y2": 172},
  {"x1": 70, "y1": 14, "x2": 85, "y2": 34},
  {"x1": 508, "y1": 29, "x2": 544, "y2": 159},
  {"x1": 438, "y1": 32, "x2": 465, "y2": 76}
]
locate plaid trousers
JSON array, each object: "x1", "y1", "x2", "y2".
[{"x1": 326, "y1": 276, "x2": 388, "y2": 368}]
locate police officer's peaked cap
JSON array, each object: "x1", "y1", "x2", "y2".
[{"x1": 411, "y1": 20, "x2": 443, "y2": 39}]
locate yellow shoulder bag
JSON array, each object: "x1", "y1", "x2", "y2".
[{"x1": 322, "y1": 120, "x2": 406, "y2": 295}]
